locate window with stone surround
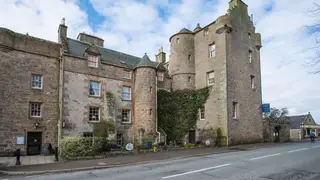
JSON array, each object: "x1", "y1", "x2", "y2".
[
  {"x1": 207, "y1": 71, "x2": 215, "y2": 85},
  {"x1": 157, "y1": 72, "x2": 164, "y2": 81},
  {"x1": 188, "y1": 77, "x2": 191, "y2": 83},
  {"x1": 176, "y1": 38, "x2": 180, "y2": 43},
  {"x1": 122, "y1": 86, "x2": 131, "y2": 100},
  {"x1": 199, "y1": 105, "x2": 205, "y2": 120},
  {"x1": 188, "y1": 54, "x2": 191, "y2": 61},
  {"x1": 31, "y1": 74, "x2": 43, "y2": 89},
  {"x1": 248, "y1": 33, "x2": 251, "y2": 40},
  {"x1": 249, "y1": 50, "x2": 252, "y2": 63},
  {"x1": 89, "y1": 107, "x2": 100, "y2": 122},
  {"x1": 209, "y1": 44, "x2": 216, "y2": 57},
  {"x1": 89, "y1": 80, "x2": 101, "y2": 97},
  {"x1": 30, "y1": 102, "x2": 42, "y2": 117},
  {"x1": 250, "y1": 75, "x2": 255, "y2": 89},
  {"x1": 88, "y1": 55, "x2": 99, "y2": 68},
  {"x1": 232, "y1": 102, "x2": 239, "y2": 119},
  {"x1": 116, "y1": 133, "x2": 123, "y2": 145},
  {"x1": 123, "y1": 70, "x2": 131, "y2": 79},
  {"x1": 121, "y1": 109, "x2": 131, "y2": 123}
]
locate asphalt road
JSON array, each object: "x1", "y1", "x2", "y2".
[{"x1": 2, "y1": 141, "x2": 320, "y2": 180}]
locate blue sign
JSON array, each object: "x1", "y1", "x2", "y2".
[{"x1": 262, "y1": 103, "x2": 270, "y2": 113}]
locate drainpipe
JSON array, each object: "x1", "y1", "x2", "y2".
[{"x1": 155, "y1": 68, "x2": 161, "y2": 144}]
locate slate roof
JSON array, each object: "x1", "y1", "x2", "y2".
[
  {"x1": 136, "y1": 53, "x2": 157, "y2": 69},
  {"x1": 287, "y1": 115, "x2": 306, "y2": 129},
  {"x1": 179, "y1": 28, "x2": 192, "y2": 33},
  {"x1": 67, "y1": 38, "x2": 158, "y2": 69}
]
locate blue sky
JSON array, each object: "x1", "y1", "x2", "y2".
[{"x1": 0, "y1": 0, "x2": 319, "y2": 122}]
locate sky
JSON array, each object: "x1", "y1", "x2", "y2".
[{"x1": 0, "y1": 0, "x2": 320, "y2": 123}]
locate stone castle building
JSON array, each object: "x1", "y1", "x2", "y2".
[{"x1": 0, "y1": 0, "x2": 263, "y2": 156}]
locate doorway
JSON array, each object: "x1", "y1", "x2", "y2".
[
  {"x1": 188, "y1": 130, "x2": 196, "y2": 144},
  {"x1": 27, "y1": 132, "x2": 42, "y2": 155}
]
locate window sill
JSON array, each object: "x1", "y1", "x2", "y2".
[
  {"x1": 88, "y1": 121, "x2": 100, "y2": 123},
  {"x1": 29, "y1": 117, "x2": 43, "y2": 120},
  {"x1": 122, "y1": 99, "x2": 132, "y2": 102},
  {"x1": 89, "y1": 95, "x2": 102, "y2": 98},
  {"x1": 200, "y1": 119, "x2": 205, "y2": 121}
]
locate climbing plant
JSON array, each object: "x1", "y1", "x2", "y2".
[{"x1": 157, "y1": 87, "x2": 211, "y2": 141}]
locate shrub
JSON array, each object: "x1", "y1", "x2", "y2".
[{"x1": 184, "y1": 143, "x2": 194, "y2": 149}]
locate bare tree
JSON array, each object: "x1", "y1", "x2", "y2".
[{"x1": 306, "y1": 2, "x2": 320, "y2": 73}]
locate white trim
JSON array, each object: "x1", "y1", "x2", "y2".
[
  {"x1": 199, "y1": 105, "x2": 205, "y2": 120},
  {"x1": 31, "y1": 74, "x2": 43, "y2": 89},
  {"x1": 121, "y1": 109, "x2": 131, "y2": 123},
  {"x1": 88, "y1": 107, "x2": 100, "y2": 122},
  {"x1": 30, "y1": 103, "x2": 42, "y2": 118},
  {"x1": 89, "y1": 80, "x2": 101, "y2": 97}
]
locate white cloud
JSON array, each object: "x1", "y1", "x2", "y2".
[{"x1": 0, "y1": 0, "x2": 320, "y2": 123}]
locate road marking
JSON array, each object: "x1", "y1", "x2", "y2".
[
  {"x1": 312, "y1": 145, "x2": 320, "y2": 148},
  {"x1": 249, "y1": 153, "x2": 281, "y2": 161},
  {"x1": 288, "y1": 148, "x2": 308, "y2": 153},
  {"x1": 162, "y1": 163, "x2": 231, "y2": 179},
  {"x1": 98, "y1": 162, "x2": 106, "y2": 165}
]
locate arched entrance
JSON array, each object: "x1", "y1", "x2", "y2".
[{"x1": 274, "y1": 125, "x2": 281, "y2": 143}]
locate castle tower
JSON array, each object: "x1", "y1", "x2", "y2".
[
  {"x1": 168, "y1": 28, "x2": 195, "y2": 91},
  {"x1": 133, "y1": 54, "x2": 157, "y2": 144}
]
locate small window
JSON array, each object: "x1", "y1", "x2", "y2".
[
  {"x1": 123, "y1": 70, "x2": 131, "y2": 79},
  {"x1": 176, "y1": 38, "x2": 180, "y2": 43},
  {"x1": 157, "y1": 72, "x2": 164, "y2": 81},
  {"x1": 122, "y1": 109, "x2": 131, "y2": 123},
  {"x1": 188, "y1": 54, "x2": 191, "y2": 61},
  {"x1": 89, "y1": 81, "x2": 101, "y2": 97},
  {"x1": 188, "y1": 77, "x2": 191, "y2": 83},
  {"x1": 199, "y1": 105, "x2": 205, "y2": 120},
  {"x1": 89, "y1": 107, "x2": 100, "y2": 121},
  {"x1": 248, "y1": 33, "x2": 251, "y2": 39},
  {"x1": 88, "y1": 55, "x2": 99, "y2": 68},
  {"x1": 249, "y1": 50, "x2": 252, "y2": 63},
  {"x1": 116, "y1": 134, "x2": 123, "y2": 145},
  {"x1": 149, "y1": 109, "x2": 152, "y2": 115},
  {"x1": 204, "y1": 29, "x2": 209, "y2": 36},
  {"x1": 250, "y1": 75, "x2": 255, "y2": 89},
  {"x1": 207, "y1": 71, "x2": 215, "y2": 85},
  {"x1": 30, "y1": 103, "x2": 41, "y2": 117},
  {"x1": 232, "y1": 102, "x2": 238, "y2": 119},
  {"x1": 31, "y1": 74, "x2": 43, "y2": 89},
  {"x1": 150, "y1": 86, "x2": 152, "y2": 92},
  {"x1": 83, "y1": 132, "x2": 93, "y2": 137},
  {"x1": 122, "y1": 86, "x2": 131, "y2": 100},
  {"x1": 209, "y1": 44, "x2": 216, "y2": 57}
]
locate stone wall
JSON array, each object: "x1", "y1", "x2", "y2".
[
  {"x1": 0, "y1": 49, "x2": 59, "y2": 156},
  {"x1": 263, "y1": 120, "x2": 291, "y2": 143},
  {"x1": 290, "y1": 129, "x2": 301, "y2": 140},
  {"x1": 62, "y1": 56, "x2": 133, "y2": 144}
]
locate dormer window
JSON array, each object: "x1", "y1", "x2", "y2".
[{"x1": 88, "y1": 55, "x2": 99, "y2": 68}]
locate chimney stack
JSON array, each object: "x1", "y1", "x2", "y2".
[{"x1": 156, "y1": 46, "x2": 166, "y2": 63}]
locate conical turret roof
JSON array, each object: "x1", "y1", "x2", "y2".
[
  {"x1": 179, "y1": 28, "x2": 192, "y2": 33},
  {"x1": 135, "y1": 53, "x2": 156, "y2": 69}
]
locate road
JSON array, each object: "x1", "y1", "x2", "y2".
[{"x1": 1, "y1": 141, "x2": 320, "y2": 180}]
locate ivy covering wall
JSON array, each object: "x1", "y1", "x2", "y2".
[{"x1": 157, "y1": 87, "x2": 211, "y2": 141}]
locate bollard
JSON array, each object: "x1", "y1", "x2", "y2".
[
  {"x1": 55, "y1": 147, "x2": 59, "y2": 162},
  {"x1": 15, "y1": 149, "x2": 21, "y2": 165}
]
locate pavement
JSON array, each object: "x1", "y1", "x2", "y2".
[
  {"x1": 1, "y1": 140, "x2": 319, "y2": 179},
  {"x1": 0, "y1": 156, "x2": 55, "y2": 167}
]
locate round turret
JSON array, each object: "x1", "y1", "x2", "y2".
[
  {"x1": 133, "y1": 54, "x2": 157, "y2": 144},
  {"x1": 168, "y1": 28, "x2": 195, "y2": 90},
  {"x1": 215, "y1": 14, "x2": 232, "y2": 34}
]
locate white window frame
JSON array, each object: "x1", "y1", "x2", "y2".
[
  {"x1": 31, "y1": 74, "x2": 43, "y2": 89},
  {"x1": 232, "y1": 102, "x2": 238, "y2": 119},
  {"x1": 89, "y1": 107, "x2": 100, "y2": 122},
  {"x1": 199, "y1": 105, "x2": 205, "y2": 120},
  {"x1": 251, "y1": 75, "x2": 255, "y2": 89},
  {"x1": 207, "y1": 71, "x2": 215, "y2": 85},
  {"x1": 209, "y1": 44, "x2": 216, "y2": 57},
  {"x1": 30, "y1": 103, "x2": 42, "y2": 118},
  {"x1": 157, "y1": 72, "x2": 164, "y2": 81},
  {"x1": 116, "y1": 133, "x2": 123, "y2": 145},
  {"x1": 121, "y1": 109, "x2": 131, "y2": 123},
  {"x1": 89, "y1": 80, "x2": 101, "y2": 97},
  {"x1": 123, "y1": 70, "x2": 131, "y2": 79},
  {"x1": 122, "y1": 86, "x2": 131, "y2": 100},
  {"x1": 88, "y1": 55, "x2": 99, "y2": 68},
  {"x1": 249, "y1": 50, "x2": 252, "y2": 63}
]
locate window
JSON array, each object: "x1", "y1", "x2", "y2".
[
  {"x1": 204, "y1": 29, "x2": 209, "y2": 36},
  {"x1": 122, "y1": 86, "x2": 131, "y2": 100},
  {"x1": 188, "y1": 54, "x2": 191, "y2": 61},
  {"x1": 30, "y1": 103, "x2": 41, "y2": 117},
  {"x1": 232, "y1": 102, "x2": 238, "y2": 119},
  {"x1": 249, "y1": 50, "x2": 252, "y2": 63},
  {"x1": 209, "y1": 44, "x2": 216, "y2": 57},
  {"x1": 83, "y1": 132, "x2": 93, "y2": 137},
  {"x1": 122, "y1": 109, "x2": 131, "y2": 123},
  {"x1": 88, "y1": 55, "x2": 99, "y2": 68},
  {"x1": 116, "y1": 134, "x2": 123, "y2": 145},
  {"x1": 150, "y1": 86, "x2": 152, "y2": 92},
  {"x1": 199, "y1": 105, "x2": 205, "y2": 120},
  {"x1": 157, "y1": 72, "x2": 164, "y2": 81},
  {"x1": 188, "y1": 77, "x2": 191, "y2": 83},
  {"x1": 31, "y1": 74, "x2": 43, "y2": 89},
  {"x1": 89, "y1": 107, "x2": 100, "y2": 121},
  {"x1": 89, "y1": 81, "x2": 101, "y2": 97},
  {"x1": 248, "y1": 33, "x2": 251, "y2": 39},
  {"x1": 251, "y1": 75, "x2": 255, "y2": 89},
  {"x1": 176, "y1": 38, "x2": 180, "y2": 43},
  {"x1": 149, "y1": 109, "x2": 152, "y2": 115},
  {"x1": 207, "y1": 71, "x2": 215, "y2": 85},
  {"x1": 123, "y1": 70, "x2": 131, "y2": 79}
]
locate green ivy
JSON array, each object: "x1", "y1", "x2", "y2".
[{"x1": 157, "y1": 87, "x2": 211, "y2": 141}]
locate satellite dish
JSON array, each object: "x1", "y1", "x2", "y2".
[{"x1": 125, "y1": 143, "x2": 134, "y2": 151}]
